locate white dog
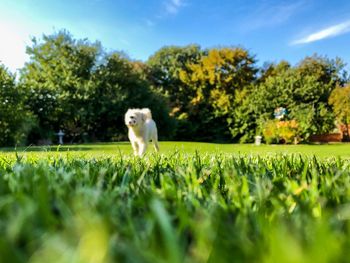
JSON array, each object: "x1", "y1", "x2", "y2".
[{"x1": 124, "y1": 108, "x2": 159, "y2": 156}]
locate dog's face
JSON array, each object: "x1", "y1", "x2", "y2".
[{"x1": 124, "y1": 109, "x2": 145, "y2": 128}]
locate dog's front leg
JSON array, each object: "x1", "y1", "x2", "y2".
[
  {"x1": 154, "y1": 141, "x2": 159, "y2": 152},
  {"x1": 138, "y1": 142, "x2": 148, "y2": 157},
  {"x1": 132, "y1": 141, "x2": 139, "y2": 156}
]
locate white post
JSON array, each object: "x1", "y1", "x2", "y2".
[
  {"x1": 255, "y1": 135, "x2": 262, "y2": 146},
  {"x1": 57, "y1": 130, "x2": 65, "y2": 144}
]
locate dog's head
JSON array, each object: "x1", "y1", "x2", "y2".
[{"x1": 124, "y1": 109, "x2": 146, "y2": 128}]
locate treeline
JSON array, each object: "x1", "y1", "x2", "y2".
[{"x1": 0, "y1": 30, "x2": 349, "y2": 146}]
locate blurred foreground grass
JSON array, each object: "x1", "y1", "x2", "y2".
[{"x1": 0, "y1": 152, "x2": 350, "y2": 262}]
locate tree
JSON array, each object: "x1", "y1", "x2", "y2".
[
  {"x1": 252, "y1": 56, "x2": 344, "y2": 142},
  {"x1": 20, "y1": 30, "x2": 102, "y2": 143},
  {"x1": 147, "y1": 45, "x2": 202, "y2": 109},
  {"x1": 0, "y1": 64, "x2": 34, "y2": 146},
  {"x1": 147, "y1": 45, "x2": 203, "y2": 140},
  {"x1": 257, "y1": 61, "x2": 291, "y2": 83},
  {"x1": 20, "y1": 30, "x2": 175, "y2": 144},
  {"x1": 296, "y1": 55, "x2": 346, "y2": 86},
  {"x1": 179, "y1": 47, "x2": 257, "y2": 141},
  {"x1": 87, "y1": 52, "x2": 175, "y2": 141},
  {"x1": 329, "y1": 84, "x2": 350, "y2": 141}
]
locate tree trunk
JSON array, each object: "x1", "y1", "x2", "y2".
[{"x1": 343, "y1": 122, "x2": 350, "y2": 142}]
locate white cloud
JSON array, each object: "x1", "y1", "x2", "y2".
[
  {"x1": 165, "y1": 0, "x2": 185, "y2": 14},
  {"x1": 242, "y1": 0, "x2": 305, "y2": 31},
  {"x1": 292, "y1": 20, "x2": 350, "y2": 45}
]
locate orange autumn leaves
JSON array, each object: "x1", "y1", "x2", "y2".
[{"x1": 263, "y1": 119, "x2": 299, "y2": 144}]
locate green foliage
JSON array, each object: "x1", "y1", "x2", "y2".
[
  {"x1": 1, "y1": 153, "x2": 350, "y2": 262},
  {"x1": 147, "y1": 46, "x2": 258, "y2": 142},
  {"x1": 0, "y1": 65, "x2": 35, "y2": 146},
  {"x1": 147, "y1": 45, "x2": 203, "y2": 140},
  {"x1": 262, "y1": 119, "x2": 298, "y2": 144},
  {"x1": 20, "y1": 30, "x2": 102, "y2": 142},
  {"x1": 178, "y1": 47, "x2": 257, "y2": 141},
  {"x1": 288, "y1": 103, "x2": 315, "y2": 140},
  {"x1": 251, "y1": 56, "x2": 342, "y2": 142},
  {"x1": 88, "y1": 52, "x2": 175, "y2": 140},
  {"x1": 20, "y1": 31, "x2": 174, "y2": 143},
  {"x1": 228, "y1": 86, "x2": 258, "y2": 142},
  {"x1": 262, "y1": 119, "x2": 280, "y2": 144},
  {"x1": 329, "y1": 84, "x2": 350, "y2": 141},
  {"x1": 0, "y1": 29, "x2": 348, "y2": 144}
]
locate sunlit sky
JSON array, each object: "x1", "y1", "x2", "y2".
[{"x1": 1, "y1": 0, "x2": 350, "y2": 72}]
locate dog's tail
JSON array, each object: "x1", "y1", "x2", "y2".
[{"x1": 141, "y1": 108, "x2": 152, "y2": 120}]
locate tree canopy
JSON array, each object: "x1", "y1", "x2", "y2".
[
  {"x1": 0, "y1": 30, "x2": 348, "y2": 146},
  {"x1": 0, "y1": 64, "x2": 34, "y2": 146},
  {"x1": 329, "y1": 84, "x2": 350, "y2": 141},
  {"x1": 249, "y1": 56, "x2": 345, "y2": 141},
  {"x1": 20, "y1": 31, "x2": 174, "y2": 144}
]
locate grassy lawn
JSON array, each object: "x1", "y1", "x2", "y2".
[
  {"x1": 1, "y1": 142, "x2": 350, "y2": 261},
  {"x1": 1, "y1": 144, "x2": 350, "y2": 261},
  {"x1": 1, "y1": 141, "x2": 350, "y2": 159}
]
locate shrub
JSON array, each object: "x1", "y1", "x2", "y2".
[
  {"x1": 262, "y1": 119, "x2": 279, "y2": 144},
  {"x1": 0, "y1": 65, "x2": 35, "y2": 146},
  {"x1": 262, "y1": 119, "x2": 298, "y2": 144}
]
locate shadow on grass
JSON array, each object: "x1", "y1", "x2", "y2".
[
  {"x1": 0, "y1": 146, "x2": 94, "y2": 152},
  {"x1": 0, "y1": 142, "x2": 131, "y2": 153}
]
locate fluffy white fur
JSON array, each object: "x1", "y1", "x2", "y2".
[{"x1": 124, "y1": 108, "x2": 159, "y2": 157}]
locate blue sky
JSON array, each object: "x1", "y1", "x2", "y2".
[{"x1": 1, "y1": 0, "x2": 350, "y2": 72}]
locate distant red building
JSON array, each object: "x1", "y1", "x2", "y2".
[{"x1": 309, "y1": 124, "x2": 350, "y2": 143}]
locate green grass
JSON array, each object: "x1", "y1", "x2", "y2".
[
  {"x1": 1, "y1": 143, "x2": 350, "y2": 262},
  {"x1": 1, "y1": 141, "x2": 350, "y2": 159}
]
